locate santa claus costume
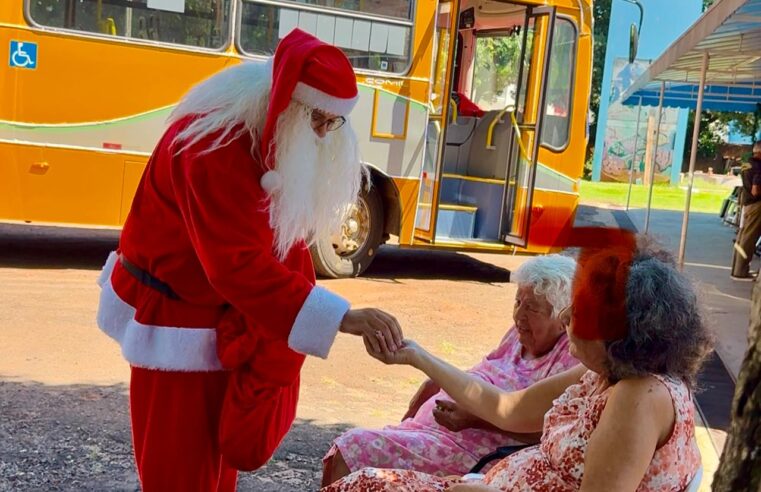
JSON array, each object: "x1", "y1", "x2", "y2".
[{"x1": 96, "y1": 30, "x2": 363, "y2": 491}]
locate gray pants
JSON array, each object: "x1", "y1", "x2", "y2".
[{"x1": 733, "y1": 201, "x2": 761, "y2": 276}]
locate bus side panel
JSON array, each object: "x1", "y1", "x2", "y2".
[
  {"x1": 392, "y1": 176, "x2": 420, "y2": 245},
  {"x1": 0, "y1": 142, "x2": 32, "y2": 222},
  {"x1": 0, "y1": 24, "x2": 238, "y2": 226},
  {"x1": 121, "y1": 160, "x2": 148, "y2": 223},
  {"x1": 353, "y1": 82, "x2": 429, "y2": 180},
  {"x1": 525, "y1": 189, "x2": 579, "y2": 253},
  {"x1": 1, "y1": 30, "x2": 237, "y2": 128},
  {"x1": 12, "y1": 145, "x2": 125, "y2": 225}
]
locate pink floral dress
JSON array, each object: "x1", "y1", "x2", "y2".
[
  {"x1": 323, "y1": 371, "x2": 700, "y2": 492},
  {"x1": 324, "y1": 329, "x2": 578, "y2": 477}
]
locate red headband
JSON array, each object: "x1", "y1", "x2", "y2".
[{"x1": 566, "y1": 228, "x2": 636, "y2": 341}]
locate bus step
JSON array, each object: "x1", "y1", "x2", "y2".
[{"x1": 436, "y1": 203, "x2": 477, "y2": 239}]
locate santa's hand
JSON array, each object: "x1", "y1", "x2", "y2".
[{"x1": 340, "y1": 308, "x2": 403, "y2": 353}]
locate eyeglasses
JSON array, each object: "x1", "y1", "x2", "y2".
[{"x1": 311, "y1": 110, "x2": 346, "y2": 132}]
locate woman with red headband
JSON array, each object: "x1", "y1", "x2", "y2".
[{"x1": 323, "y1": 232, "x2": 714, "y2": 492}]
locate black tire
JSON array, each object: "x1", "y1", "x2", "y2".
[{"x1": 310, "y1": 186, "x2": 384, "y2": 278}]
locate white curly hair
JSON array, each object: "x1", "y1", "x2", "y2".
[{"x1": 512, "y1": 254, "x2": 576, "y2": 318}]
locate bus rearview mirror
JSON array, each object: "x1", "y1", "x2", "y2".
[{"x1": 629, "y1": 23, "x2": 639, "y2": 64}]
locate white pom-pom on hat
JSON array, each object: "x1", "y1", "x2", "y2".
[{"x1": 260, "y1": 170, "x2": 283, "y2": 195}]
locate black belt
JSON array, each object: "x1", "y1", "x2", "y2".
[{"x1": 119, "y1": 254, "x2": 181, "y2": 301}]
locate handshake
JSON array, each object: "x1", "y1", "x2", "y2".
[{"x1": 339, "y1": 308, "x2": 422, "y2": 366}]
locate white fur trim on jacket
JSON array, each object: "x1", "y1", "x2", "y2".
[
  {"x1": 288, "y1": 286, "x2": 350, "y2": 359},
  {"x1": 96, "y1": 252, "x2": 224, "y2": 372},
  {"x1": 292, "y1": 82, "x2": 359, "y2": 116}
]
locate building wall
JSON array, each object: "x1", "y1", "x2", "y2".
[{"x1": 592, "y1": 0, "x2": 702, "y2": 185}]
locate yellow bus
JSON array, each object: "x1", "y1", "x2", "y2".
[{"x1": 1, "y1": 0, "x2": 592, "y2": 277}]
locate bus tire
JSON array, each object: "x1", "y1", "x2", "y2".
[{"x1": 310, "y1": 186, "x2": 384, "y2": 278}]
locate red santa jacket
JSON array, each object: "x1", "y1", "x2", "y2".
[{"x1": 96, "y1": 116, "x2": 350, "y2": 470}]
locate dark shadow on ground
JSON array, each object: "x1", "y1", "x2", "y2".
[
  {"x1": 1, "y1": 225, "x2": 511, "y2": 284},
  {"x1": 0, "y1": 224, "x2": 118, "y2": 270},
  {"x1": 358, "y1": 245, "x2": 510, "y2": 283},
  {"x1": 0, "y1": 378, "x2": 349, "y2": 491},
  {"x1": 695, "y1": 351, "x2": 735, "y2": 432},
  {"x1": 574, "y1": 204, "x2": 637, "y2": 231}
]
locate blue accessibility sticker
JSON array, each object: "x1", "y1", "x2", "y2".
[{"x1": 9, "y1": 40, "x2": 37, "y2": 69}]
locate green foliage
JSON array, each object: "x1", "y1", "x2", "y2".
[
  {"x1": 686, "y1": 111, "x2": 719, "y2": 159},
  {"x1": 471, "y1": 35, "x2": 522, "y2": 108},
  {"x1": 686, "y1": 110, "x2": 758, "y2": 162},
  {"x1": 583, "y1": 154, "x2": 594, "y2": 179}
]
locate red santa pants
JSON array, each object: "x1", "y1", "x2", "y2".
[{"x1": 130, "y1": 366, "x2": 238, "y2": 492}]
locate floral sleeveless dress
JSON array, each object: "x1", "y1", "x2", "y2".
[
  {"x1": 322, "y1": 371, "x2": 700, "y2": 492},
  {"x1": 324, "y1": 329, "x2": 578, "y2": 477}
]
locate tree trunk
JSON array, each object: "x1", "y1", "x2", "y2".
[{"x1": 712, "y1": 281, "x2": 761, "y2": 491}]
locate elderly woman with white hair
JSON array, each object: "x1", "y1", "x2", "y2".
[{"x1": 322, "y1": 255, "x2": 579, "y2": 485}]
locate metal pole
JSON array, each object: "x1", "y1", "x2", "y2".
[
  {"x1": 644, "y1": 81, "x2": 665, "y2": 234},
  {"x1": 678, "y1": 52, "x2": 709, "y2": 269},
  {"x1": 626, "y1": 99, "x2": 644, "y2": 211}
]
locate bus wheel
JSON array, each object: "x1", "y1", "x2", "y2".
[{"x1": 310, "y1": 186, "x2": 384, "y2": 278}]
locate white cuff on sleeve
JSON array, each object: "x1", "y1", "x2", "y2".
[{"x1": 288, "y1": 286, "x2": 350, "y2": 359}]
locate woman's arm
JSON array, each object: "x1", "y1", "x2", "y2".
[
  {"x1": 580, "y1": 377, "x2": 675, "y2": 492},
  {"x1": 366, "y1": 338, "x2": 586, "y2": 433}
]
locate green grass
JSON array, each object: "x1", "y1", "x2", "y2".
[{"x1": 579, "y1": 179, "x2": 731, "y2": 214}]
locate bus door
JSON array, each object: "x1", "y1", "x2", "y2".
[
  {"x1": 413, "y1": 0, "x2": 459, "y2": 242},
  {"x1": 500, "y1": 7, "x2": 556, "y2": 247}
]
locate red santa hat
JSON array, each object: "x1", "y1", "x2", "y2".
[
  {"x1": 566, "y1": 228, "x2": 636, "y2": 342},
  {"x1": 259, "y1": 28, "x2": 359, "y2": 181}
]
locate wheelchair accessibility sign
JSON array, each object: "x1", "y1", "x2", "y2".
[{"x1": 9, "y1": 41, "x2": 37, "y2": 69}]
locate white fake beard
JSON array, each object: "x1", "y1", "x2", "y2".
[{"x1": 268, "y1": 102, "x2": 365, "y2": 260}]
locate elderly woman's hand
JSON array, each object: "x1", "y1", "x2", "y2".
[
  {"x1": 432, "y1": 399, "x2": 479, "y2": 432},
  {"x1": 363, "y1": 338, "x2": 426, "y2": 367}
]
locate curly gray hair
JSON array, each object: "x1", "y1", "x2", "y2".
[
  {"x1": 605, "y1": 243, "x2": 714, "y2": 389},
  {"x1": 513, "y1": 254, "x2": 577, "y2": 318}
]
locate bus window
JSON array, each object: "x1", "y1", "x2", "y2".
[
  {"x1": 469, "y1": 31, "x2": 523, "y2": 111},
  {"x1": 540, "y1": 18, "x2": 577, "y2": 150},
  {"x1": 27, "y1": 0, "x2": 231, "y2": 49},
  {"x1": 283, "y1": 0, "x2": 412, "y2": 20},
  {"x1": 238, "y1": 0, "x2": 412, "y2": 74}
]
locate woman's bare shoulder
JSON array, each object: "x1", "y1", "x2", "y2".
[{"x1": 606, "y1": 376, "x2": 674, "y2": 428}]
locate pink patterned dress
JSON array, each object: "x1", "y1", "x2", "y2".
[
  {"x1": 323, "y1": 371, "x2": 700, "y2": 492},
  {"x1": 324, "y1": 329, "x2": 578, "y2": 477}
]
